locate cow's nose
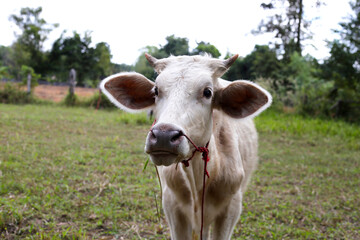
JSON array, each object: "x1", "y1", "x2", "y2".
[{"x1": 149, "y1": 123, "x2": 184, "y2": 151}]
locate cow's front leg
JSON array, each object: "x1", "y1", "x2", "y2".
[
  {"x1": 212, "y1": 191, "x2": 242, "y2": 240},
  {"x1": 163, "y1": 188, "x2": 192, "y2": 240}
]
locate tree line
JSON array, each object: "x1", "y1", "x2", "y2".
[{"x1": 0, "y1": 1, "x2": 359, "y2": 122}]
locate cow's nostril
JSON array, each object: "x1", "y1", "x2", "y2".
[
  {"x1": 171, "y1": 131, "x2": 183, "y2": 142},
  {"x1": 151, "y1": 129, "x2": 156, "y2": 138},
  {"x1": 150, "y1": 129, "x2": 158, "y2": 143}
]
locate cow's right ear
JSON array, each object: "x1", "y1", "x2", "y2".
[{"x1": 100, "y1": 72, "x2": 155, "y2": 113}]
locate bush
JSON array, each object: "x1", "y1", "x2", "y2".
[
  {"x1": 296, "y1": 79, "x2": 334, "y2": 117},
  {"x1": 0, "y1": 83, "x2": 34, "y2": 104},
  {"x1": 63, "y1": 91, "x2": 79, "y2": 106},
  {"x1": 81, "y1": 91, "x2": 116, "y2": 109},
  {"x1": 61, "y1": 90, "x2": 116, "y2": 109},
  {"x1": 20, "y1": 65, "x2": 40, "y2": 88}
]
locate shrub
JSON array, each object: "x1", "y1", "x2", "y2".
[
  {"x1": 63, "y1": 91, "x2": 79, "y2": 106},
  {"x1": 20, "y1": 65, "x2": 40, "y2": 88},
  {"x1": 0, "y1": 83, "x2": 34, "y2": 104},
  {"x1": 81, "y1": 91, "x2": 116, "y2": 109}
]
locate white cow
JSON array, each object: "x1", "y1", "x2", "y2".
[{"x1": 100, "y1": 54, "x2": 272, "y2": 240}]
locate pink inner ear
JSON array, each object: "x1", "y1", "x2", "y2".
[
  {"x1": 104, "y1": 74, "x2": 155, "y2": 110},
  {"x1": 215, "y1": 82, "x2": 269, "y2": 118}
]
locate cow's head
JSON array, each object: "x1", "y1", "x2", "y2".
[{"x1": 100, "y1": 54, "x2": 272, "y2": 166}]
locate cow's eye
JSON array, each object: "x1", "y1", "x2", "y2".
[
  {"x1": 203, "y1": 88, "x2": 212, "y2": 99},
  {"x1": 154, "y1": 87, "x2": 159, "y2": 96}
]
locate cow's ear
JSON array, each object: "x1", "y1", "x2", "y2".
[
  {"x1": 100, "y1": 72, "x2": 155, "y2": 112},
  {"x1": 209, "y1": 54, "x2": 238, "y2": 79},
  {"x1": 214, "y1": 81, "x2": 272, "y2": 118}
]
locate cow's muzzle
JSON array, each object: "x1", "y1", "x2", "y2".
[{"x1": 145, "y1": 123, "x2": 189, "y2": 166}]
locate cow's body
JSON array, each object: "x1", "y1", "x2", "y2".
[
  {"x1": 100, "y1": 54, "x2": 271, "y2": 239},
  {"x1": 159, "y1": 110, "x2": 258, "y2": 239}
]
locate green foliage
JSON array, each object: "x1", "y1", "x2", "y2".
[
  {"x1": 94, "y1": 42, "x2": 113, "y2": 78},
  {"x1": 113, "y1": 63, "x2": 134, "y2": 73},
  {"x1": 9, "y1": 42, "x2": 31, "y2": 79},
  {"x1": 49, "y1": 31, "x2": 113, "y2": 86},
  {"x1": 288, "y1": 53, "x2": 334, "y2": 116},
  {"x1": 253, "y1": 0, "x2": 319, "y2": 60},
  {"x1": 0, "y1": 83, "x2": 34, "y2": 104},
  {"x1": 0, "y1": 66, "x2": 9, "y2": 79},
  {"x1": 81, "y1": 91, "x2": 116, "y2": 109},
  {"x1": 135, "y1": 47, "x2": 159, "y2": 80},
  {"x1": 322, "y1": 41, "x2": 359, "y2": 89},
  {"x1": 134, "y1": 37, "x2": 223, "y2": 79},
  {"x1": 192, "y1": 41, "x2": 221, "y2": 58},
  {"x1": 134, "y1": 35, "x2": 194, "y2": 79},
  {"x1": 20, "y1": 65, "x2": 40, "y2": 87},
  {"x1": 9, "y1": 7, "x2": 57, "y2": 75},
  {"x1": 61, "y1": 91, "x2": 117, "y2": 109},
  {"x1": 0, "y1": 46, "x2": 12, "y2": 72},
  {"x1": 63, "y1": 91, "x2": 79, "y2": 106},
  {"x1": 319, "y1": 1, "x2": 360, "y2": 122},
  {"x1": 336, "y1": 0, "x2": 360, "y2": 53},
  {"x1": 162, "y1": 35, "x2": 190, "y2": 56},
  {"x1": 224, "y1": 45, "x2": 281, "y2": 81}
]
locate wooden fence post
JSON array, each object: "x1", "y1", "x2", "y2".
[
  {"x1": 27, "y1": 73, "x2": 31, "y2": 94},
  {"x1": 69, "y1": 69, "x2": 76, "y2": 95}
]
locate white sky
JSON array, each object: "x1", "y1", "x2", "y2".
[{"x1": 0, "y1": 0, "x2": 353, "y2": 65}]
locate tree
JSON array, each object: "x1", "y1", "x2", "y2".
[
  {"x1": 0, "y1": 46, "x2": 12, "y2": 67},
  {"x1": 191, "y1": 41, "x2": 221, "y2": 58},
  {"x1": 134, "y1": 36, "x2": 191, "y2": 79},
  {"x1": 322, "y1": 0, "x2": 360, "y2": 90},
  {"x1": 321, "y1": 0, "x2": 360, "y2": 120},
  {"x1": 0, "y1": 46, "x2": 13, "y2": 79},
  {"x1": 20, "y1": 65, "x2": 40, "y2": 88},
  {"x1": 336, "y1": 0, "x2": 360, "y2": 54},
  {"x1": 94, "y1": 42, "x2": 112, "y2": 79},
  {"x1": 134, "y1": 46, "x2": 162, "y2": 80},
  {"x1": 253, "y1": 0, "x2": 321, "y2": 61},
  {"x1": 223, "y1": 45, "x2": 280, "y2": 81},
  {"x1": 49, "y1": 31, "x2": 97, "y2": 85},
  {"x1": 9, "y1": 7, "x2": 58, "y2": 75},
  {"x1": 134, "y1": 36, "x2": 222, "y2": 79},
  {"x1": 162, "y1": 35, "x2": 190, "y2": 56},
  {"x1": 0, "y1": 66, "x2": 10, "y2": 79},
  {"x1": 113, "y1": 63, "x2": 133, "y2": 73}
]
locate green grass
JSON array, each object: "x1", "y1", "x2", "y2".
[{"x1": 0, "y1": 104, "x2": 359, "y2": 239}]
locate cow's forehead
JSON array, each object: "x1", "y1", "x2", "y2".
[{"x1": 155, "y1": 56, "x2": 215, "y2": 88}]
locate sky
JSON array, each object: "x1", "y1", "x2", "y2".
[{"x1": 0, "y1": 0, "x2": 353, "y2": 65}]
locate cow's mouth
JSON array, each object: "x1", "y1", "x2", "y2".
[
  {"x1": 148, "y1": 151, "x2": 179, "y2": 166},
  {"x1": 149, "y1": 150, "x2": 177, "y2": 157}
]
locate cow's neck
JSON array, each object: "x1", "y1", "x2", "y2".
[
  {"x1": 181, "y1": 138, "x2": 214, "y2": 204},
  {"x1": 182, "y1": 153, "x2": 204, "y2": 194}
]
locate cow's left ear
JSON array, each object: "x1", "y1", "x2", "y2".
[
  {"x1": 100, "y1": 72, "x2": 155, "y2": 112},
  {"x1": 213, "y1": 81, "x2": 272, "y2": 118}
]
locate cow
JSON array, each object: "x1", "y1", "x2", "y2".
[{"x1": 100, "y1": 54, "x2": 272, "y2": 240}]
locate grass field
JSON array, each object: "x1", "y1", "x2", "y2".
[{"x1": 0, "y1": 104, "x2": 359, "y2": 239}]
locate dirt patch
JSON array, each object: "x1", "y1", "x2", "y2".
[{"x1": 33, "y1": 85, "x2": 98, "y2": 102}]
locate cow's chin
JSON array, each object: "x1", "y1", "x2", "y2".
[{"x1": 149, "y1": 152, "x2": 184, "y2": 166}]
